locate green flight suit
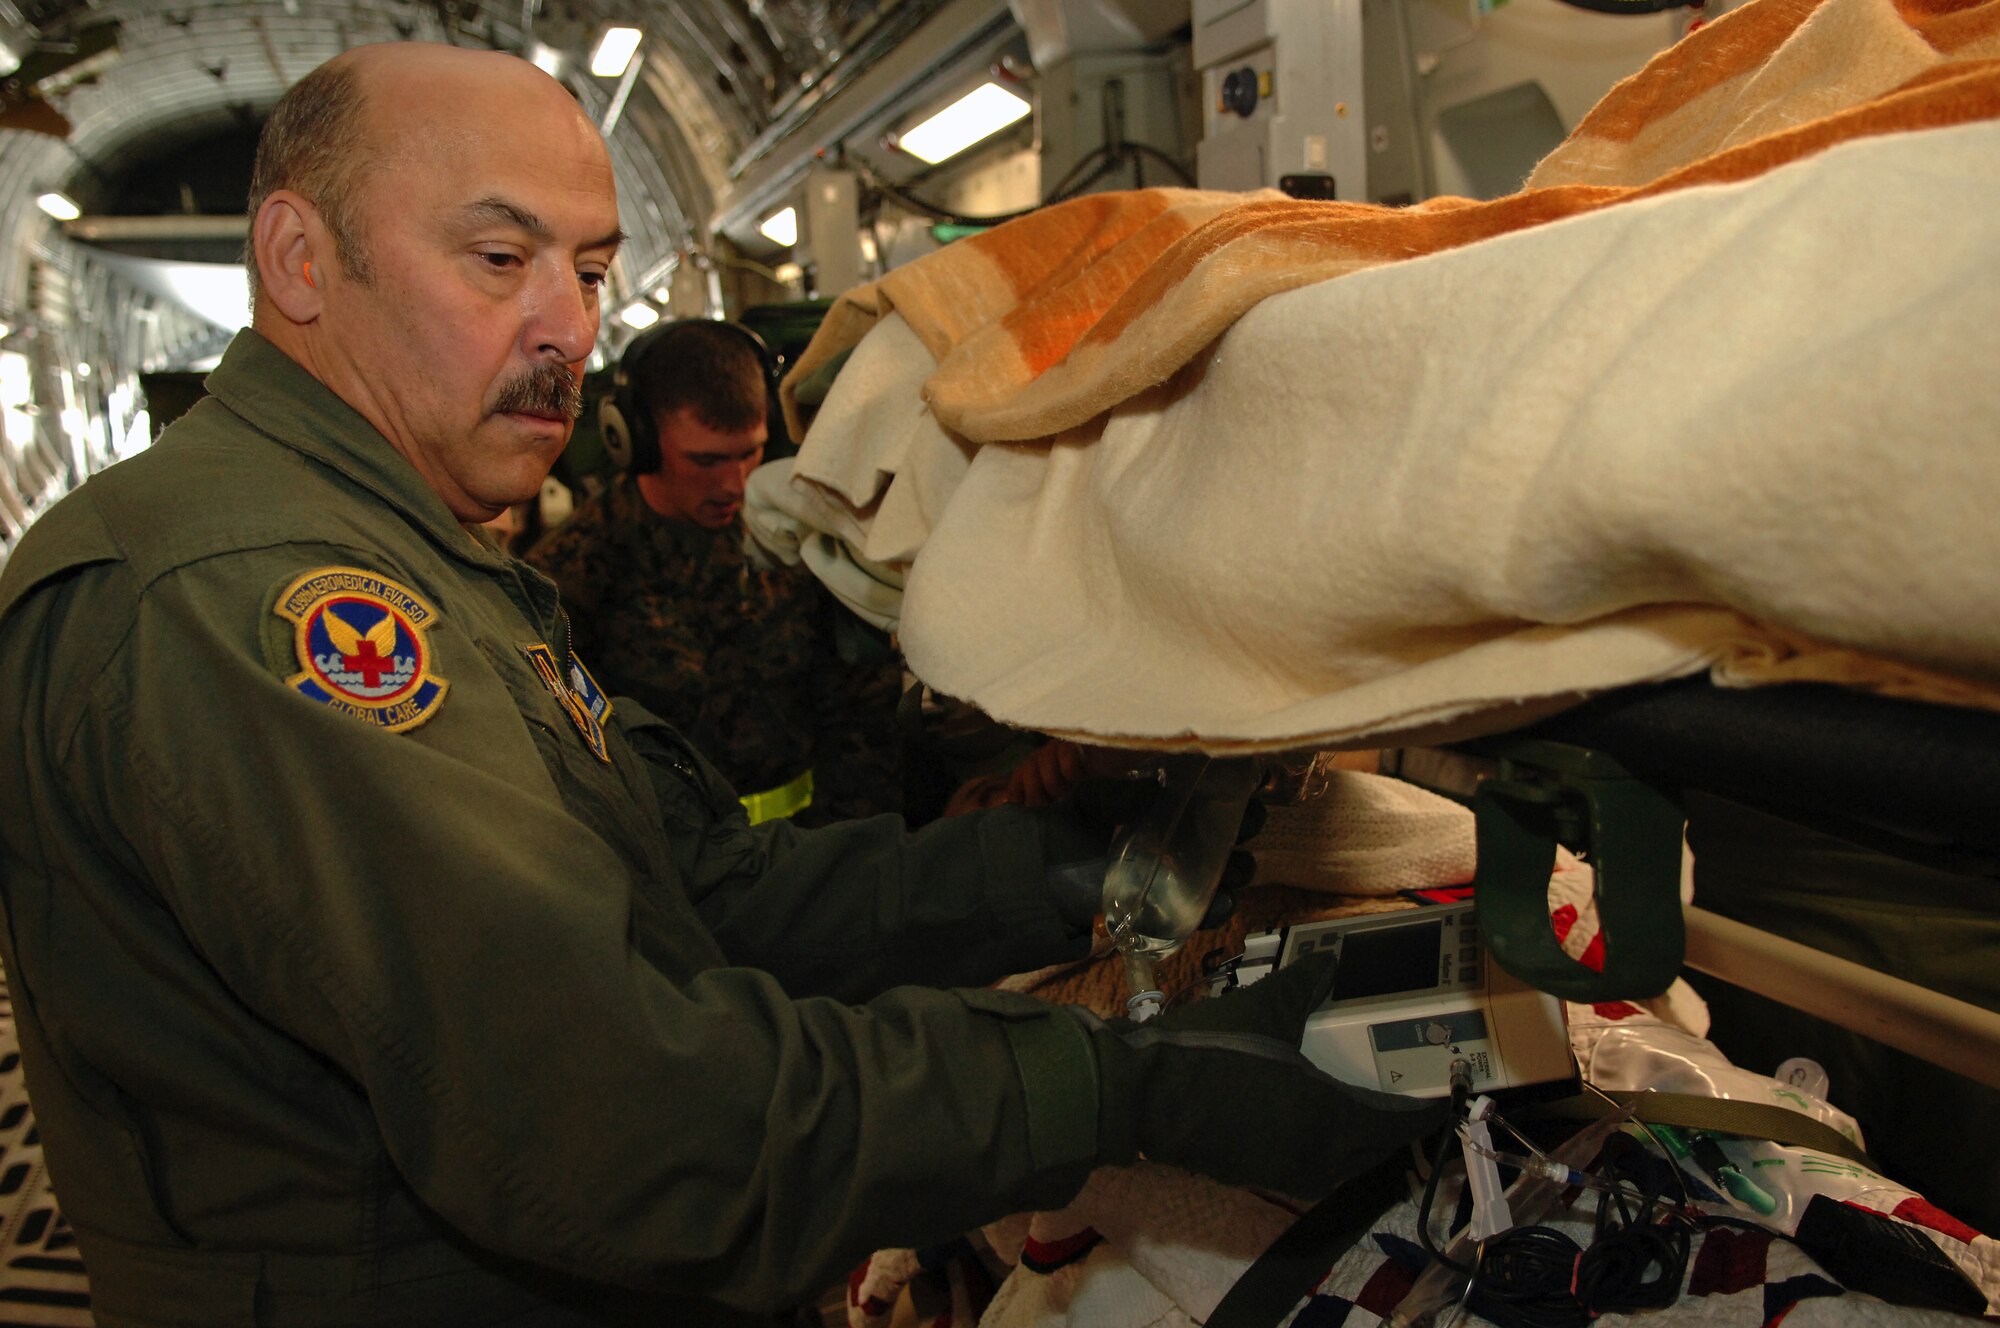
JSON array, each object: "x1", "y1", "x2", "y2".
[{"x1": 0, "y1": 331, "x2": 1106, "y2": 1327}]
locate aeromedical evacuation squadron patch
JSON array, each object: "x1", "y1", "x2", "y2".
[{"x1": 274, "y1": 567, "x2": 449, "y2": 733}]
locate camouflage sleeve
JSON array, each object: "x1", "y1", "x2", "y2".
[{"x1": 805, "y1": 597, "x2": 906, "y2": 822}]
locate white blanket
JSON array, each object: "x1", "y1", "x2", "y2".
[{"x1": 795, "y1": 119, "x2": 2000, "y2": 748}]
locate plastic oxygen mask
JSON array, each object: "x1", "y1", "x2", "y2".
[{"x1": 1100, "y1": 754, "x2": 1259, "y2": 1021}]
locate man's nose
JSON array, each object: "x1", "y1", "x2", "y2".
[{"x1": 530, "y1": 272, "x2": 597, "y2": 365}]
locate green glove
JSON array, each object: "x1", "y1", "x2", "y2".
[{"x1": 1084, "y1": 953, "x2": 1451, "y2": 1196}]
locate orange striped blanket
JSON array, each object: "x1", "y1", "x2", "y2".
[{"x1": 780, "y1": 0, "x2": 2000, "y2": 749}]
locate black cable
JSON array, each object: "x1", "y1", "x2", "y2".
[
  {"x1": 1411, "y1": 1099, "x2": 1812, "y2": 1328},
  {"x1": 1452, "y1": 1114, "x2": 1701, "y2": 1328},
  {"x1": 1468, "y1": 1227, "x2": 1591, "y2": 1328},
  {"x1": 1128, "y1": 141, "x2": 1195, "y2": 187},
  {"x1": 857, "y1": 137, "x2": 1194, "y2": 233}
]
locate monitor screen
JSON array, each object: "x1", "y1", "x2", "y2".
[{"x1": 1331, "y1": 921, "x2": 1443, "y2": 1002}]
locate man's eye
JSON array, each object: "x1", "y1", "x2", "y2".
[
  {"x1": 580, "y1": 271, "x2": 607, "y2": 290},
  {"x1": 477, "y1": 252, "x2": 520, "y2": 270}
]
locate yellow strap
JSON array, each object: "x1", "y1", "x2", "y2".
[{"x1": 739, "y1": 768, "x2": 814, "y2": 824}]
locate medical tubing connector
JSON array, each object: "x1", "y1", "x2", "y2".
[{"x1": 1461, "y1": 1095, "x2": 1516, "y2": 1242}]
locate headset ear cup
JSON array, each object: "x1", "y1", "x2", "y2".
[{"x1": 599, "y1": 395, "x2": 634, "y2": 473}]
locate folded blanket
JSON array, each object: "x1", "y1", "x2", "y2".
[
  {"x1": 781, "y1": 0, "x2": 2000, "y2": 749},
  {"x1": 741, "y1": 457, "x2": 906, "y2": 633},
  {"x1": 1249, "y1": 771, "x2": 1477, "y2": 896}
]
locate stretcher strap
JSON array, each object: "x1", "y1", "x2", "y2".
[{"x1": 1534, "y1": 1089, "x2": 1873, "y2": 1168}]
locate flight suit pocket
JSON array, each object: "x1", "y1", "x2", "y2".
[{"x1": 610, "y1": 708, "x2": 729, "y2": 831}]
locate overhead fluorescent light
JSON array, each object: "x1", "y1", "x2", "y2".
[
  {"x1": 773, "y1": 263, "x2": 804, "y2": 284},
  {"x1": 37, "y1": 192, "x2": 82, "y2": 222},
  {"x1": 589, "y1": 26, "x2": 641, "y2": 78},
  {"x1": 0, "y1": 321, "x2": 12, "y2": 341},
  {"x1": 897, "y1": 82, "x2": 1032, "y2": 165},
  {"x1": 758, "y1": 206, "x2": 798, "y2": 248},
  {"x1": 528, "y1": 42, "x2": 564, "y2": 77},
  {"x1": 155, "y1": 262, "x2": 250, "y2": 332},
  {"x1": 651, "y1": 286, "x2": 672, "y2": 305},
  {"x1": 618, "y1": 301, "x2": 660, "y2": 330},
  {"x1": 120, "y1": 409, "x2": 153, "y2": 458},
  {"x1": 1, "y1": 351, "x2": 32, "y2": 449}
]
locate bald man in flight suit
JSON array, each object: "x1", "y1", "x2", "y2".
[{"x1": 0, "y1": 41, "x2": 1444, "y2": 1328}]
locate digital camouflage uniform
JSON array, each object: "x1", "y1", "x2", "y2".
[
  {"x1": 526, "y1": 478, "x2": 902, "y2": 824},
  {"x1": 0, "y1": 331, "x2": 1114, "y2": 1327}
]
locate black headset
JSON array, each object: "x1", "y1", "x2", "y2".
[{"x1": 598, "y1": 318, "x2": 779, "y2": 476}]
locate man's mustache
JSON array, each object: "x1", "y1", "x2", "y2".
[{"x1": 492, "y1": 364, "x2": 584, "y2": 422}]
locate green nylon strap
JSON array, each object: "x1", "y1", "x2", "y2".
[
  {"x1": 1533, "y1": 1089, "x2": 1875, "y2": 1169},
  {"x1": 1466, "y1": 738, "x2": 1687, "y2": 1002},
  {"x1": 738, "y1": 768, "x2": 813, "y2": 824},
  {"x1": 999, "y1": 1012, "x2": 1101, "y2": 1176}
]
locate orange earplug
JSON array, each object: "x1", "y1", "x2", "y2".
[{"x1": 303, "y1": 260, "x2": 316, "y2": 288}]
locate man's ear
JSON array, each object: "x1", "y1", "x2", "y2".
[{"x1": 252, "y1": 190, "x2": 323, "y2": 325}]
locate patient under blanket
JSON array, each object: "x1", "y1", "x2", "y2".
[{"x1": 759, "y1": 0, "x2": 2000, "y2": 754}]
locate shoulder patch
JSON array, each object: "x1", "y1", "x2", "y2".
[{"x1": 274, "y1": 567, "x2": 448, "y2": 733}]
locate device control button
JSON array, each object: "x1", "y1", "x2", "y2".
[
  {"x1": 1459, "y1": 968, "x2": 1479, "y2": 985},
  {"x1": 1424, "y1": 1021, "x2": 1452, "y2": 1046},
  {"x1": 1459, "y1": 946, "x2": 1478, "y2": 962},
  {"x1": 1221, "y1": 66, "x2": 1260, "y2": 117}
]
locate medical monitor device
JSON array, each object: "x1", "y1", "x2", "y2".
[{"x1": 1227, "y1": 904, "x2": 1575, "y2": 1098}]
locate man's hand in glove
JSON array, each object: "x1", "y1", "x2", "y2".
[{"x1": 1083, "y1": 953, "x2": 1451, "y2": 1198}]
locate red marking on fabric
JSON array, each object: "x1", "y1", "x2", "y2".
[
  {"x1": 1020, "y1": 1228, "x2": 1103, "y2": 1273},
  {"x1": 1891, "y1": 1196, "x2": 1983, "y2": 1243},
  {"x1": 1579, "y1": 932, "x2": 1605, "y2": 972},
  {"x1": 1762, "y1": 1273, "x2": 1844, "y2": 1326},
  {"x1": 848, "y1": 1261, "x2": 893, "y2": 1317},
  {"x1": 1689, "y1": 1226, "x2": 1772, "y2": 1297},
  {"x1": 1355, "y1": 1256, "x2": 1416, "y2": 1316},
  {"x1": 1550, "y1": 904, "x2": 1579, "y2": 941},
  {"x1": 1592, "y1": 1001, "x2": 1645, "y2": 1020}
]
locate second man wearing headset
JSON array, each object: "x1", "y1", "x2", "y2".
[{"x1": 527, "y1": 319, "x2": 904, "y2": 825}]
